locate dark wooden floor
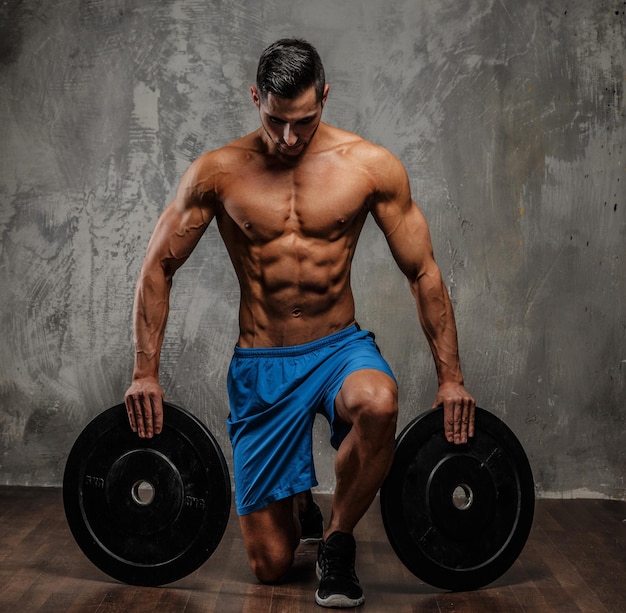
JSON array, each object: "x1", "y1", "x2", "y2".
[{"x1": 1, "y1": 487, "x2": 626, "y2": 612}]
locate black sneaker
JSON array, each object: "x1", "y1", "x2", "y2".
[
  {"x1": 300, "y1": 500, "x2": 324, "y2": 543},
  {"x1": 315, "y1": 532, "x2": 365, "y2": 608}
]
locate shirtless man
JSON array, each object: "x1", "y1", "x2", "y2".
[{"x1": 125, "y1": 39, "x2": 475, "y2": 608}]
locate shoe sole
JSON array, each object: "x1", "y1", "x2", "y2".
[
  {"x1": 315, "y1": 563, "x2": 365, "y2": 608},
  {"x1": 300, "y1": 536, "x2": 323, "y2": 544},
  {"x1": 315, "y1": 590, "x2": 365, "y2": 608}
]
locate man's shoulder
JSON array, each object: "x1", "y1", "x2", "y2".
[
  {"x1": 319, "y1": 124, "x2": 367, "y2": 150},
  {"x1": 175, "y1": 134, "x2": 261, "y2": 200},
  {"x1": 193, "y1": 132, "x2": 261, "y2": 167},
  {"x1": 321, "y1": 124, "x2": 398, "y2": 164},
  {"x1": 322, "y1": 128, "x2": 406, "y2": 190}
]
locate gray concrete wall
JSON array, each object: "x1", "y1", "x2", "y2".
[{"x1": 0, "y1": 0, "x2": 624, "y2": 499}]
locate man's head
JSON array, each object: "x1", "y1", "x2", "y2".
[
  {"x1": 252, "y1": 39, "x2": 329, "y2": 158},
  {"x1": 255, "y1": 38, "x2": 326, "y2": 103}
]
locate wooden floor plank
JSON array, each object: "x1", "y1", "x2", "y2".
[
  {"x1": 1, "y1": 486, "x2": 626, "y2": 612},
  {"x1": 435, "y1": 587, "x2": 525, "y2": 613}
]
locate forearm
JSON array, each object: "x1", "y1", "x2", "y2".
[
  {"x1": 411, "y1": 267, "x2": 464, "y2": 387},
  {"x1": 131, "y1": 267, "x2": 172, "y2": 381}
]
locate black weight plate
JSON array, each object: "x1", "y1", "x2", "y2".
[
  {"x1": 380, "y1": 407, "x2": 534, "y2": 591},
  {"x1": 63, "y1": 402, "x2": 230, "y2": 586}
]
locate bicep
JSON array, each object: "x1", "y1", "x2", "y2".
[
  {"x1": 369, "y1": 159, "x2": 436, "y2": 283},
  {"x1": 379, "y1": 202, "x2": 437, "y2": 283}
]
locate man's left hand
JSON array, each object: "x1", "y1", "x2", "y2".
[{"x1": 433, "y1": 382, "x2": 475, "y2": 445}]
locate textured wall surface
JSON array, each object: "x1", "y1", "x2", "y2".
[{"x1": 0, "y1": 0, "x2": 624, "y2": 498}]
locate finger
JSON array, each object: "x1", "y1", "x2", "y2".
[
  {"x1": 443, "y1": 404, "x2": 455, "y2": 443},
  {"x1": 459, "y1": 399, "x2": 476, "y2": 443},
  {"x1": 468, "y1": 401, "x2": 476, "y2": 438},
  {"x1": 453, "y1": 402, "x2": 463, "y2": 444},
  {"x1": 152, "y1": 395, "x2": 164, "y2": 435},
  {"x1": 457, "y1": 401, "x2": 469, "y2": 444},
  {"x1": 143, "y1": 396, "x2": 154, "y2": 438},
  {"x1": 125, "y1": 396, "x2": 137, "y2": 432},
  {"x1": 143, "y1": 392, "x2": 165, "y2": 438},
  {"x1": 134, "y1": 394, "x2": 147, "y2": 438}
]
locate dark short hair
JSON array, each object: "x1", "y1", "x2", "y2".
[{"x1": 256, "y1": 38, "x2": 325, "y2": 102}]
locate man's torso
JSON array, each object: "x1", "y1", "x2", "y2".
[{"x1": 195, "y1": 124, "x2": 390, "y2": 347}]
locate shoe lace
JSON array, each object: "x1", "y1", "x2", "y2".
[{"x1": 320, "y1": 536, "x2": 357, "y2": 581}]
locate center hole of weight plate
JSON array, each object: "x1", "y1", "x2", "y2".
[
  {"x1": 452, "y1": 483, "x2": 474, "y2": 511},
  {"x1": 131, "y1": 479, "x2": 155, "y2": 506}
]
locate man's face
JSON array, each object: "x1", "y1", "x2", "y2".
[{"x1": 252, "y1": 84, "x2": 329, "y2": 158}]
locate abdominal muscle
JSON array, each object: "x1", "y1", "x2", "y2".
[{"x1": 232, "y1": 232, "x2": 359, "y2": 348}]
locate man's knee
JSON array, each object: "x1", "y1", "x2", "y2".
[
  {"x1": 248, "y1": 542, "x2": 295, "y2": 583},
  {"x1": 239, "y1": 501, "x2": 298, "y2": 583},
  {"x1": 340, "y1": 370, "x2": 398, "y2": 432}
]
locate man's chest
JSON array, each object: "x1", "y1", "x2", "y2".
[{"x1": 217, "y1": 159, "x2": 373, "y2": 242}]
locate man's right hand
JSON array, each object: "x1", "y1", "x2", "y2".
[{"x1": 124, "y1": 378, "x2": 164, "y2": 439}]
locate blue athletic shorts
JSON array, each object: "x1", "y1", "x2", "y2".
[{"x1": 226, "y1": 324, "x2": 396, "y2": 516}]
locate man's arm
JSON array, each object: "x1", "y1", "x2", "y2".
[
  {"x1": 125, "y1": 157, "x2": 216, "y2": 438},
  {"x1": 368, "y1": 148, "x2": 475, "y2": 444}
]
